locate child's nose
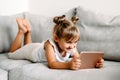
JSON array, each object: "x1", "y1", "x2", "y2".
[{"x1": 69, "y1": 44, "x2": 76, "y2": 49}]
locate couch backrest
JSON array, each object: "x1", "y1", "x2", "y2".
[
  {"x1": 76, "y1": 6, "x2": 120, "y2": 61},
  {"x1": 0, "y1": 8, "x2": 75, "y2": 53},
  {"x1": 24, "y1": 13, "x2": 53, "y2": 43},
  {"x1": 23, "y1": 8, "x2": 75, "y2": 43},
  {"x1": 1, "y1": 6, "x2": 120, "y2": 62}
]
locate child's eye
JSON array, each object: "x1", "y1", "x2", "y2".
[
  {"x1": 66, "y1": 41, "x2": 78, "y2": 44},
  {"x1": 75, "y1": 41, "x2": 78, "y2": 43}
]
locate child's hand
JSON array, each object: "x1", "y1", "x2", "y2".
[
  {"x1": 96, "y1": 58, "x2": 104, "y2": 68},
  {"x1": 69, "y1": 56, "x2": 81, "y2": 70}
]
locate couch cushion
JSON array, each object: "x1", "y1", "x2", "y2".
[
  {"x1": 9, "y1": 61, "x2": 120, "y2": 80},
  {"x1": 0, "y1": 53, "x2": 31, "y2": 71},
  {"x1": 0, "y1": 68, "x2": 8, "y2": 80},
  {"x1": 0, "y1": 13, "x2": 24, "y2": 53},
  {"x1": 24, "y1": 13, "x2": 54, "y2": 43},
  {"x1": 0, "y1": 9, "x2": 75, "y2": 53},
  {"x1": 24, "y1": 9, "x2": 75, "y2": 43},
  {"x1": 76, "y1": 6, "x2": 120, "y2": 61}
]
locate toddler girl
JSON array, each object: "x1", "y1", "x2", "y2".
[{"x1": 8, "y1": 15, "x2": 104, "y2": 70}]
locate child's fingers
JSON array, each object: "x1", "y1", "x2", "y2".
[
  {"x1": 74, "y1": 59, "x2": 81, "y2": 68},
  {"x1": 74, "y1": 58, "x2": 81, "y2": 62},
  {"x1": 73, "y1": 56, "x2": 80, "y2": 61},
  {"x1": 96, "y1": 63, "x2": 103, "y2": 68},
  {"x1": 72, "y1": 63, "x2": 81, "y2": 70},
  {"x1": 98, "y1": 58, "x2": 104, "y2": 63},
  {"x1": 71, "y1": 58, "x2": 81, "y2": 70},
  {"x1": 96, "y1": 58, "x2": 104, "y2": 68}
]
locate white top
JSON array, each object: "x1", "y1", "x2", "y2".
[{"x1": 37, "y1": 39, "x2": 75, "y2": 62}]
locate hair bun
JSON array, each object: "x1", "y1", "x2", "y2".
[
  {"x1": 71, "y1": 16, "x2": 79, "y2": 25},
  {"x1": 53, "y1": 15, "x2": 66, "y2": 25}
]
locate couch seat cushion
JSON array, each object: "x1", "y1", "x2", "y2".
[
  {"x1": 0, "y1": 68, "x2": 8, "y2": 80},
  {"x1": 0, "y1": 53, "x2": 31, "y2": 71},
  {"x1": 9, "y1": 61, "x2": 120, "y2": 80}
]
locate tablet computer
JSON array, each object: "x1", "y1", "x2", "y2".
[{"x1": 79, "y1": 51, "x2": 104, "y2": 69}]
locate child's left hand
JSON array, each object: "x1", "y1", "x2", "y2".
[{"x1": 96, "y1": 58, "x2": 104, "y2": 68}]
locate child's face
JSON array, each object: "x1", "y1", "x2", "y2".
[{"x1": 57, "y1": 38, "x2": 78, "y2": 52}]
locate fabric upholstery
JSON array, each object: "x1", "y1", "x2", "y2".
[
  {"x1": 24, "y1": 12, "x2": 53, "y2": 43},
  {"x1": 0, "y1": 6, "x2": 120, "y2": 80},
  {"x1": 24, "y1": 9, "x2": 76, "y2": 43},
  {"x1": 0, "y1": 68, "x2": 7, "y2": 80},
  {"x1": 76, "y1": 6, "x2": 120, "y2": 61},
  {"x1": 0, "y1": 53, "x2": 31, "y2": 71},
  {"x1": 9, "y1": 61, "x2": 120, "y2": 80}
]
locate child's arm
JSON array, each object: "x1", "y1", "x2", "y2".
[
  {"x1": 45, "y1": 41, "x2": 70, "y2": 69},
  {"x1": 71, "y1": 48, "x2": 81, "y2": 70},
  {"x1": 45, "y1": 41, "x2": 81, "y2": 70}
]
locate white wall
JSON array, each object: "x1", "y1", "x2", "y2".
[
  {"x1": 0, "y1": 0, "x2": 28, "y2": 15},
  {"x1": 28, "y1": 0, "x2": 78, "y2": 17},
  {"x1": 0, "y1": 0, "x2": 120, "y2": 16},
  {"x1": 29, "y1": 0, "x2": 120, "y2": 17},
  {"x1": 76, "y1": 0, "x2": 120, "y2": 16}
]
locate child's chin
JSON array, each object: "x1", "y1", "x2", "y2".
[{"x1": 66, "y1": 49, "x2": 72, "y2": 53}]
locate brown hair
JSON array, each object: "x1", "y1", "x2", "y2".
[{"x1": 53, "y1": 15, "x2": 80, "y2": 41}]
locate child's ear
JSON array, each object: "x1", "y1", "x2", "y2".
[{"x1": 53, "y1": 34, "x2": 59, "y2": 42}]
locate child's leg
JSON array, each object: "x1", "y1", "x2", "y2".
[
  {"x1": 8, "y1": 18, "x2": 39, "y2": 62},
  {"x1": 24, "y1": 32, "x2": 32, "y2": 45},
  {"x1": 9, "y1": 18, "x2": 27, "y2": 52},
  {"x1": 23, "y1": 19, "x2": 32, "y2": 45}
]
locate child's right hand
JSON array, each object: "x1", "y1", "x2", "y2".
[{"x1": 69, "y1": 56, "x2": 81, "y2": 70}]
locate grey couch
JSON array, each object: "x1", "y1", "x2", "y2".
[{"x1": 0, "y1": 6, "x2": 120, "y2": 80}]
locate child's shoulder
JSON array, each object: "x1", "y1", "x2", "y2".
[{"x1": 44, "y1": 39, "x2": 55, "y2": 48}]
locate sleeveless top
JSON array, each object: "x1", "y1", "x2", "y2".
[{"x1": 36, "y1": 39, "x2": 75, "y2": 62}]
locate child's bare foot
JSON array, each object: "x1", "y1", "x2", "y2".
[
  {"x1": 23, "y1": 19, "x2": 31, "y2": 32},
  {"x1": 16, "y1": 18, "x2": 27, "y2": 33}
]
